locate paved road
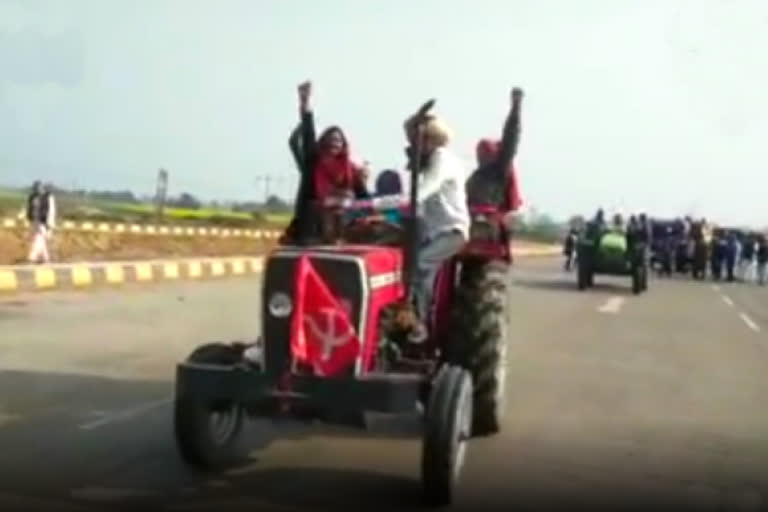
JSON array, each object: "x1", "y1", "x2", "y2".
[{"x1": 1, "y1": 259, "x2": 767, "y2": 511}]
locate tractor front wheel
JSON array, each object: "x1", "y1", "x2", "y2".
[
  {"x1": 421, "y1": 365, "x2": 473, "y2": 507},
  {"x1": 174, "y1": 343, "x2": 246, "y2": 470}
]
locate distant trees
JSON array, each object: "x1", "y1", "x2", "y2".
[{"x1": 169, "y1": 192, "x2": 202, "y2": 210}]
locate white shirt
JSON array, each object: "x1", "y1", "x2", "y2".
[
  {"x1": 46, "y1": 194, "x2": 56, "y2": 229},
  {"x1": 417, "y1": 146, "x2": 470, "y2": 241}
]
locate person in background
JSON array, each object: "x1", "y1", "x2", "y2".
[
  {"x1": 563, "y1": 226, "x2": 578, "y2": 271},
  {"x1": 658, "y1": 225, "x2": 675, "y2": 277},
  {"x1": 593, "y1": 208, "x2": 606, "y2": 230},
  {"x1": 354, "y1": 161, "x2": 372, "y2": 199},
  {"x1": 725, "y1": 231, "x2": 738, "y2": 282},
  {"x1": 739, "y1": 232, "x2": 756, "y2": 282},
  {"x1": 25, "y1": 181, "x2": 56, "y2": 263},
  {"x1": 611, "y1": 213, "x2": 625, "y2": 233},
  {"x1": 710, "y1": 231, "x2": 725, "y2": 280},
  {"x1": 636, "y1": 213, "x2": 653, "y2": 268},
  {"x1": 756, "y1": 235, "x2": 768, "y2": 285},
  {"x1": 375, "y1": 169, "x2": 403, "y2": 196},
  {"x1": 701, "y1": 218, "x2": 712, "y2": 245}
]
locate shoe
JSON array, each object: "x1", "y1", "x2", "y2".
[
  {"x1": 243, "y1": 344, "x2": 264, "y2": 367},
  {"x1": 407, "y1": 322, "x2": 428, "y2": 344}
]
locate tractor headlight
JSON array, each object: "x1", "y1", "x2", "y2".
[{"x1": 268, "y1": 292, "x2": 292, "y2": 318}]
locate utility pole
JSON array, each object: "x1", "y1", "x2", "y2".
[
  {"x1": 255, "y1": 174, "x2": 271, "y2": 205},
  {"x1": 255, "y1": 174, "x2": 288, "y2": 205},
  {"x1": 155, "y1": 168, "x2": 169, "y2": 222}
]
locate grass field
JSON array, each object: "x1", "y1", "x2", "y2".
[{"x1": 0, "y1": 187, "x2": 290, "y2": 229}]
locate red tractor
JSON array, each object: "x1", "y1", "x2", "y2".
[{"x1": 173, "y1": 101, "x2": 513, "y2": 506}]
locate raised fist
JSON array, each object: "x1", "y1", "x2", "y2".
[
  {"x1": 511, "y1": 87, "x2": 524, "y2": 101},
  {"x1": 298, "y1": 81, "x2": 312, "y2": 100}
]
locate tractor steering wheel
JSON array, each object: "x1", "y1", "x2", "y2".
[{"x1": 348, "y1": 214, "x2": 404, "y2": 232}]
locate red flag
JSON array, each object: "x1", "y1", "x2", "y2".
[{"x1": 289, "y1": 255, "x2": 361, "y2": 376}]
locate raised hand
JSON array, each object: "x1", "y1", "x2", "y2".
[
  {"x1": 511, "y1": 87, "x2": 524, "y2": 103},
  {"x1": 298, "y1": 81, "x2": 312, "y2": 103}
]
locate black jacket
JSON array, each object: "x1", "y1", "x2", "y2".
[
  {"x1": 26, "y1": 192, "x2": 51, "y2": 226},
  {"x1": 285, "y1": 111, "x2": 368, "y2": 243},
  {"x1": 756, "y1": 243, "x2": 767, "y2": 264},
  {"x1": 465, "y1": 96, "x2": 522, "y2": 208}
]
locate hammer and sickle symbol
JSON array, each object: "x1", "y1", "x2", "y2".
[{"x1": 303, "y1": 307, "x2": 354, "y2": 362}]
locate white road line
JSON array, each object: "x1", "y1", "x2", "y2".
[
  {"x1": 77, "y1": 396, "x2": 172, "y2": 431},
  {"x1": 739, "y1": 312, "x2": 760, "y2": 332},
  {"x1": 722, "y1": 295, "x2": 735, "y2": 307},
  {"x1": 597, "y1": 296, "x2": 625, "y2": 314},
  {"x1": 712, "y1": 284, "x2": 720, "y2": 291}
]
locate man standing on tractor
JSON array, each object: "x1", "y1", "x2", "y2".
[{"x1": 403, "y1": 109, "x2": 471, "y2": 343}]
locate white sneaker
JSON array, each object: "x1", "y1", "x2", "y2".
[{"x1": 243, "y1": 344, "x2": 263, "y2": 366}]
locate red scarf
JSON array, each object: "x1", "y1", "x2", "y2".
[
  {"x1": 476, "y1": 138, "x2": 523, "y2": 211},
  {"x1": 314, "y1": 153, "x2": 355, "y2": 200}
]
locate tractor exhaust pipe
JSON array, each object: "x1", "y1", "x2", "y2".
[{"x1": 403, "y1": 99, "x2": 436, "y2": 304}]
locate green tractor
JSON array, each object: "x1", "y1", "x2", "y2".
[{"x1": 576, "y1": 222, "x2": 649, "y2": 294}]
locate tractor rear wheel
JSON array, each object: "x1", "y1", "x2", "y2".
[
  {"x1": 174, "y1": 342, "x2": 246, "y2": 469},
  {"x1": 443, "y1": 260, "x2": 508, "y2": 437}
]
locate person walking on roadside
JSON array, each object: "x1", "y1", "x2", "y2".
[
  {"x1": 26, "y1": 181, "x2": 56, "y2": 264},
  {"x1": 563, "y1": 227, "x2": 578, "y2": 271},
  {"x1": 739, "y1": 232, "x2": 756, "y2": 282},
  {"x1": 756, "y1": 235, "x2": 768, "y2": 285}
]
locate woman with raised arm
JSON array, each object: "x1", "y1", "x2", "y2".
[
  {"x1": 465, "y1": 87, "x2": 524, "y2": 211},
  {"x1": 283, "y1": 81, "x2": 367, "y2": 244}
]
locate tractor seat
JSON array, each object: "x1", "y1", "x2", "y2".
[{"x1": 599, "y1": 231, "x2": 628, "y2": 253}]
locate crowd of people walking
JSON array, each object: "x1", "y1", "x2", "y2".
[{"x1": 562, "y1": 212, "x2": 768, "y2": 285}]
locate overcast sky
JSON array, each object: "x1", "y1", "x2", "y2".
[{"x1": 1, "y1": 0, "x2": 766, "y2": 225}]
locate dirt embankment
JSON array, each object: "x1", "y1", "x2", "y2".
[
  {"x1": 0, "y1": 227, "x2": 558, "y2": 265},
  {"x1": 0, "y1": 228, "x2": 277, "y2": 265}
]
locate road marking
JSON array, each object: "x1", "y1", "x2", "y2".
[
  {"x1": 210, "y1": 260, "x2": 225, "y2": 277},
  {"x1": 134, "y1": 262, "x2": 153, "y2": 281},
  {"x1": 722, "y1": 295, "x2": 735, "y2": 307},
  {"x1": 104, "y1": 265, "x2": 124, "y2": 284},
  {"x1": 739, "y1": 312, "x2": 760, "y2": 332},
  {"x1": 187, "y1": 261, "x2": 202, "y2": 278},
  {"x1": 0, "y1": 270, "x2": 18, "y2": 291},
  {"x1": 70, "y1": 487, "x2": 160, "y2": 501},
  {"x1": 34, "y1": 267, "x2": 56, "y2": 288},
  {"x1": 77, "y1": 396, "x2": 172, "y2": 430},
  {"x1": 712, "y1": 284, "x2": 720, "y2": 291},
  {"x1": 71, "y1": 266, "x2": 93, "y2": 287},
  {"x1": 597, "y1": 296, "x2": 625, "y2": 314},
  {"x1": 163, "y1": 262, "x2": 180, "y2": 279}
]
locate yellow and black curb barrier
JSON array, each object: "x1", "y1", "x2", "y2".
[
  {"x1": 0, "y1": 256, "x2": 265, "y2": 294},
  {"x1": 0, "y1": 247, "x2": 559, "y2": 295},
  {"x1": 1, "y1": 217, "x2": 282, "y2": 239}
]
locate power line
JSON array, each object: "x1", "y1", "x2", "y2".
[{"x1": 255, "y1": 174, "x2": 289, "y2": 203}]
